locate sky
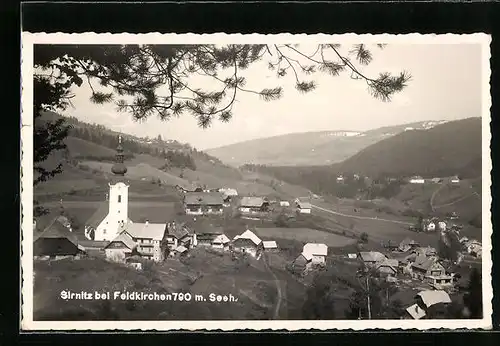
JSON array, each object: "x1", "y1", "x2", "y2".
[{"x1": 61, "y1": 43, "x2": 483, "y2": 150}]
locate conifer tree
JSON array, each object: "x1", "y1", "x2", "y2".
[{"x1": 33, "y1": 44, "x2": 410, "y2": 183}]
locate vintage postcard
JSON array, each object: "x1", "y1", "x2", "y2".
[{"x1": 21, "y1": 33, "x2": 492, "y2": 331}]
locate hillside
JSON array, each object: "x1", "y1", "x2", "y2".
[
  {"x1": 34, "y1": 112, "x2": 311, "y2": 203},
  {"x1": 244, "y1": 118, "x2": 482, "y2": 200},
  {"x1": 205, "y1": 120, "x2": 449, "y2": 167},
  {"x1": 335, "y1": 117, "x2": 481, "y2": 178}
]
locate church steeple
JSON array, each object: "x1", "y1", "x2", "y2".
[{"x1": 111, "y1": 135, "x2": 127, "y2": 176}]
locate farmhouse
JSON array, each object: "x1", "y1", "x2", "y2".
[
  {"x1": 104, "y1": 232, "x2": 137, "y2": 262},
  {"x1": 279, "y1": 201, "x2": 290, "y2": 207},
  {"x1": 375, "y1": 259, "x2": 399, "y2": 278},
  {"x1": 410, "y1": 256, "x2": 453, "y2": 288},
  {"x1": 212, "y1": 234, "x2": 231, "y2": 250},
  {"x1": 184, "y1": 192, "x2": 225, "y2": 215},
  {"x1": 33, "y1": 216, "x2": 85, "y2": 259},
  {"x1": 219, "y1": 187, "x2": 238, "y2": 197},
  {"x1": 263, "y1": 240, "x2": 279, "y2": 252},
  {"x1": 231, "y1": 229, "x2": 263, "y2": 258},
  {"x1": 409, "y1": 176, "x2": 425, "y2": 184},
  {"x1": 302, "y1": 243, "x2": 328, "y2": 265},
  {"x1": 295, "y1": 197, "x2": 312, "y2": 214},
  {"x1": 336, "y1": 175, "x2": 345, "y2": 183},
  {"x1": 465, "y1": 240, "x2": 482, "y2": 258},
  {"x1": 422, "y1": 219, "x2": 437, "y2": 232},
  {"x1": 122, "y1": 221, "x2": 168, "y2": 262},
  {"x1": 165, "y1": 221, "x2": 197, "y2": 250},
  {"x1": 238, "y1": 197, "x2": 270, "y2": 215},
  {"x1": 450, "y1": 176, "x2": 460, "y2": 185},
  {"x1": 399, "y1": 238, "x2": 420, "y2": 252},
  {"x1": 358, "y1": 251, "x2": 387, "y2": 267}
]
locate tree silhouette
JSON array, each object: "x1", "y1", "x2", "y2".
[
  {"x1": 463, "y1": 268, "x2": 482, "y2": 318},
  {"x1": 33, "y1": 44, "x2": 410, "y2": 183}
]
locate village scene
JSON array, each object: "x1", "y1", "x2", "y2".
[{"x1": 30, "y1": 42, "x2": 484, "y2": 321}]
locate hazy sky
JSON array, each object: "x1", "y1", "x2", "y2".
[{"x1": 62, "y1": 43, "x2": 483, "y2": 150}]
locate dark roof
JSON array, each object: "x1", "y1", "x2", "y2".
[
  {"x1": 184, "y1": 192, "x2": 224, "y2": 206},
  {"x1": 85, "y1": 202, "x2": 109, "y2": 229},
  {"x1": 166, "y1": 222, "x2": 191, "y2": 239},
  {"x1": 34, "y1": 218, "x2": 78, "y2": 245},
  {"x1": 412, "y1": 256, "x2": 440, "y2": 271},
  {"x1": 105, "y1": 232, "x2": 136, "y2": 250}
]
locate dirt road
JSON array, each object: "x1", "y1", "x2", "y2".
[{"x1": 262, "y1": 254, "x2": 283, "y2": 319}]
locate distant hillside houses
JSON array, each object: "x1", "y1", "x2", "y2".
[
  {"x1": 292, "y1": 243, "x2": 328, "y2": 273},
  {"x1": 409, "y1": 176, "x2": 425, "y2": 184},
  {"x1": 238, "y1": 197, "x2": 270, "y2": 215},
  {"x1": 184, "y1": 192, "x2": 224, "y2": 215},
  {"x1": 295, "y1": 197, "x2": 312, "y2": 214},
  {"x1": 231, "y1": 229, "x2": 263, "y2": 258}
]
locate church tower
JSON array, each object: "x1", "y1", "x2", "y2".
[{"x1": 94, "y1": 135, "x2": 130, "y2": 241}]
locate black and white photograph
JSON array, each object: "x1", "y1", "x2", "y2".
[{"x1": 21, "y1": 33, "x2": 492, "y2": 330}]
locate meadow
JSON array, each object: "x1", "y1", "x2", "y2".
[{"x1": 255, "y1": 227, "x2": 356, "y2": 248}]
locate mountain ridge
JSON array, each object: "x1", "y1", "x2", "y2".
[{"x1": 205, "y1": 119, "x2": 451, "y2": 167}]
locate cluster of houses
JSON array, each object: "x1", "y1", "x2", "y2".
[
  {"x1": 404, "y1": 289, "x2": 453, "y2": 320},
  {"x1": 408, "y1": 175, "x2": 460, "y2": 185},
  {"x1": 459, "y1": 237, "x2": 482, "y2": 258},
  {"x1": 354, "y1": 237, "x2": 456, "y2": 290}
]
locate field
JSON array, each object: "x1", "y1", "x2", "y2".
[{"x1": 255, "y1": 227, "x2": 356, "y2": 248}]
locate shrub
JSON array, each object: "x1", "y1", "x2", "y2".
[{"x1": 359, "y1": 232, "x2": 369, "y2": 244}]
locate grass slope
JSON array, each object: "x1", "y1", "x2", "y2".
[{"x1": 336, "y1": 117, "x2": 481, "y2": 178}]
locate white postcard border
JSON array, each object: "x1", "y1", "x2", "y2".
[{"x1": 20, "y1": 32, "x2": 493, "y2": 331}]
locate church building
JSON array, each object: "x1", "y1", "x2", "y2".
[{"x1": 86, "y1": 136, "x2": 133, "y2": 242}]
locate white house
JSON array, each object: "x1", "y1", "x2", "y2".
[
  {"x1": 295, "y1": 197, "x2": 312, "y2": 214},
  {"x1": 409, "y1": 176, "x2": 425, "y2": 184},
  {"x1": 279, "y1": 201, "x2": 290, "y2": 207},
  {"x1": 212, "y1": 234, "x2": 231, "y2": 250},
  {"x1": 450, "y1": 176, "x2": 460, "y2": 184},
  {"x1": 302, "y1": 243, "x2": 328, "y2": 266},
  {"x1": 122, "y1": 221, "x2": 167, "y2": 262},
  {"x1": 336, "y1": 175, "x2": 345, "y2": 183},
  {"x1": 263, "y1": 240, "x2": 279, "y2": 252},
  {"x1": 437, "y1": 221, "x2": 447, "y2": 232},
  {"x1": 232, "y1": 229, "x2": 263, "y2": 258}
]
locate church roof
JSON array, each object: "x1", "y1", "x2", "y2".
[{"x1": 85, "y1": 202, "x2": 109, "y2": 229}]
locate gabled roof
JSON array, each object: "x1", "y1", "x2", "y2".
[
  {"x1": 411, "y1": 255, "x2": 439, "y2": 271},
  {"x1": 184, "y1": 192, "x2": 224, "y2": 206},
  {"x1": 166, "y1": 222, "x2": 190, "y2": 239},
  {"x1": 126, "y1": 222, "x2": 167, "y2": 241},
  {"x1": 416, "y1": 290, "x2": 451, "y2": 308},
  {"x1": 85, "y1": 202, "x2": 109, "y2": 229},
  {"x1": 233, "y1": 229, "x2": 262, "y2": 246},
  {"x1": 34, "y1": 217, "x2": 78, "y2": 245},
  {"x1": 375, "y1": 259, "x2": 399, "y2": 271},
  {"x1": 174, "y1": 245, "x2": 188, "y2": 253},
  {"x1": 406, "y1": 304, "x2": 426, "y2": 320},
  {"x1": 219, "y1": 188, "x2": 238, "y2": 196},
  {"x1": 303, "y1": 243, "x2": 328, "y2": 257},
  {"x1": 213, "y1": 234, "x2": 230, "y2": 244},
  {"x1": 106, "y1": 232, "x2": 136, "y2": 250},
  {"x1": 263, "y1": 240, "x2": 278, "y2": 249},
  {"x1": 239, "y1": 197, "x2": 267, "y2": 208},
  {"x1": 297, "y1": 200, "x2": 312, "y2": 209},
  {"x1": 359, "y1": 251, "x2": 386, "y2": 263}
]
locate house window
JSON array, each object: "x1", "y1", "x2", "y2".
[{"x1": 118, "y1": 195, "x2": 122, "y2": 203}]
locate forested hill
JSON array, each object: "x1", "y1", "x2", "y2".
[
  {"x1": 243, "y1": 117, "x2": 482, "y2": 197},
  {"x1": 38, "y1": 111, "x2": 225, "y2": 171}
]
